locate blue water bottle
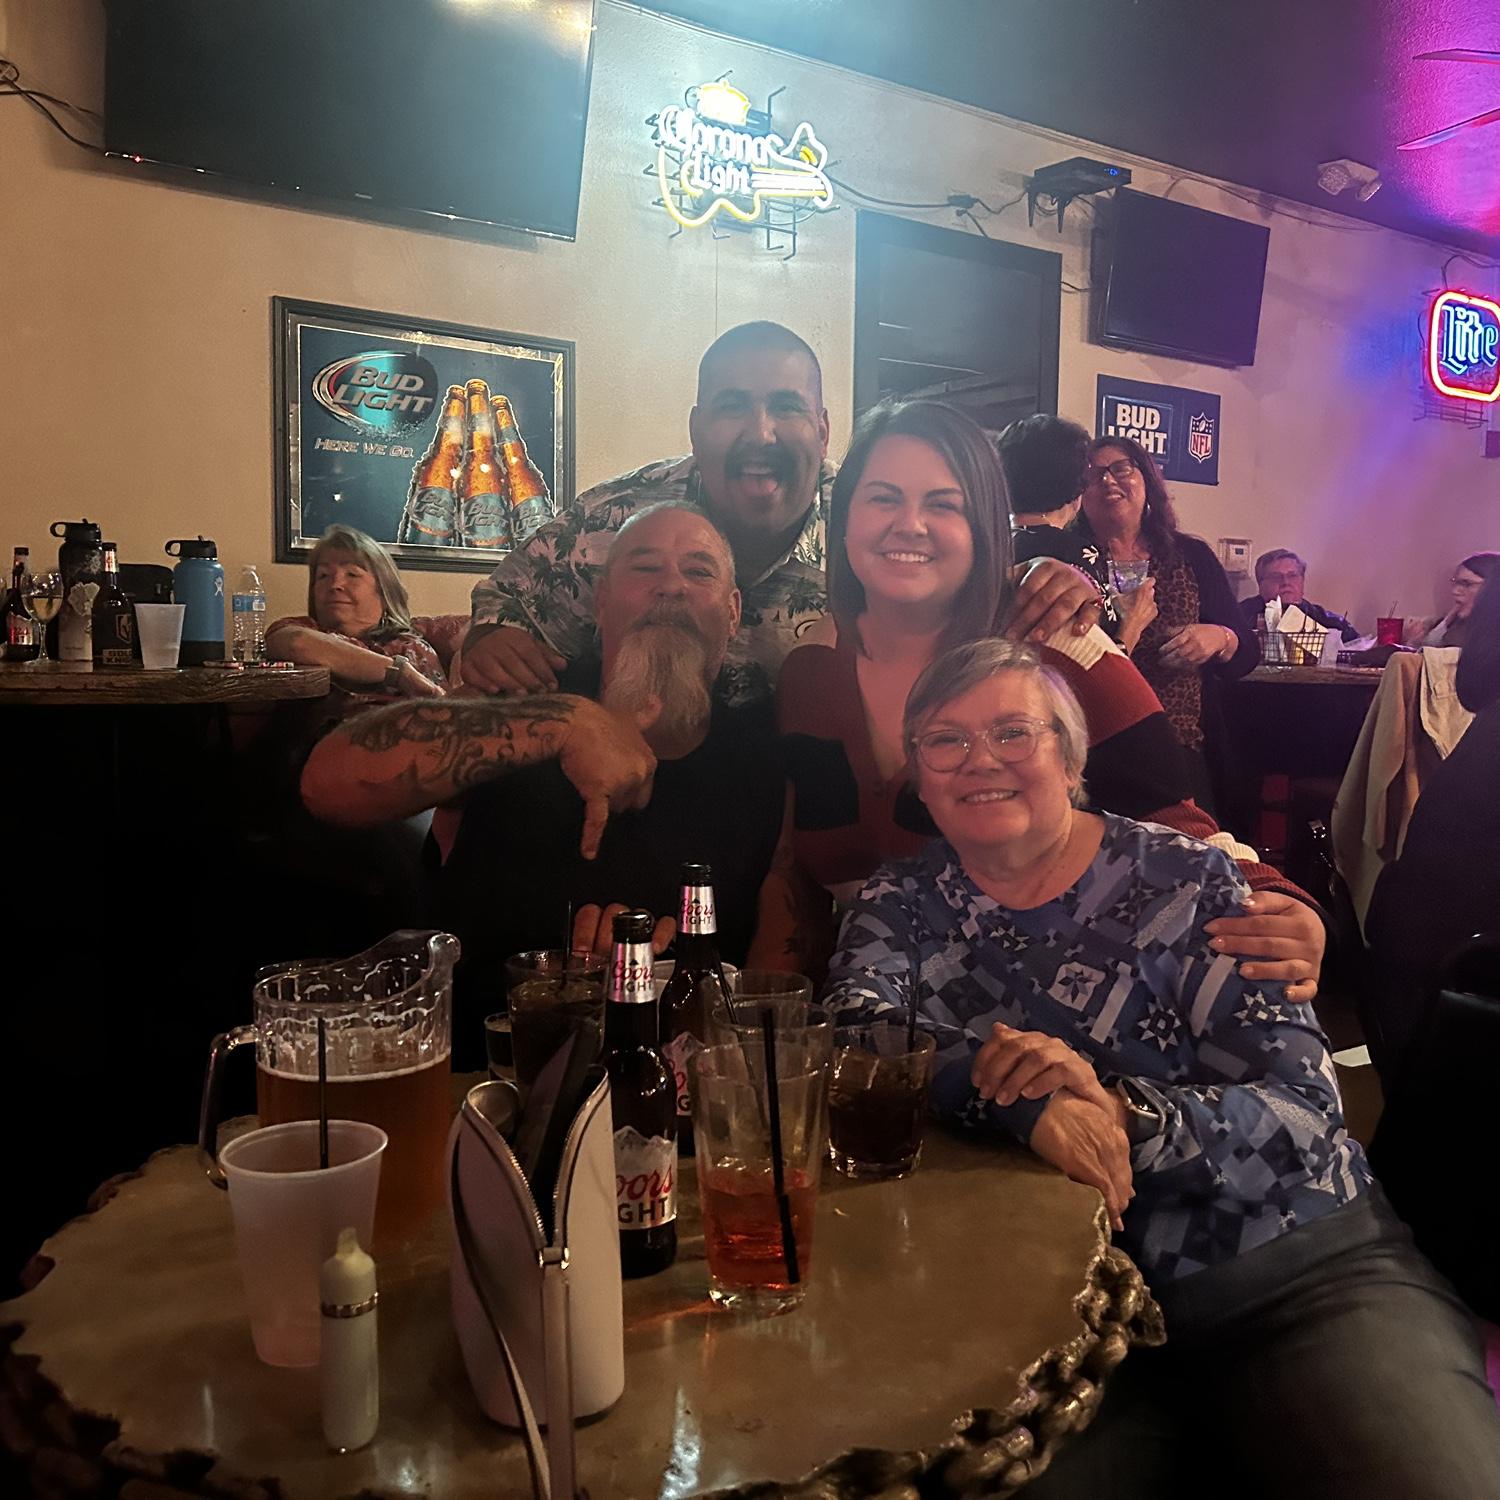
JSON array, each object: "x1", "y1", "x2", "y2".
[{"x1": 165, "y1": 537, "x2": 225, "y2": 665}]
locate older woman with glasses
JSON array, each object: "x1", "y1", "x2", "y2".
[
  {"x1": 823, "y1": 638, "x2": 1500, "y2": 1500},
  {"x1": 776, "y1": 399, "x2": 1321, "y2": 995},
  {"x1": 1407, "y1": 550, "x2": 1500, "y2": 648},
  {"x1": 1075, "y1": 436, "x2": 1256, "y2": 813}
]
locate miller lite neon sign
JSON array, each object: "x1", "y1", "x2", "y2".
[
  {"x1": 651, "y1": 81, "x2": 833, "y2": 231},
  {"x1": 1428, "y1": 289, "x2": 1500, "y2": 404}
]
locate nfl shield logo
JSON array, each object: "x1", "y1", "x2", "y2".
[{"x1": 1187, "y1": 413, "x2": 1215, "y2": 463}]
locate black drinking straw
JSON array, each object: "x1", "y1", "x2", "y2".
[
  {"x1": 760, "y1": 1010, "x2": 801, "y2": 1285},
  {"x1": 906, "y1": 942, "x2": 921, "y2": 1051},
  {"x1": 316, "y1": 1015, "x2": 330, "y2": 1171},
  {"x1": 563, "y1": 900, "x2": 574, "y2": 958}
]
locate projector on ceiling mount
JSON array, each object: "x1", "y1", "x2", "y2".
[{"x1": 1026, "y1": 157, "x2": 1132, "y2": 231}]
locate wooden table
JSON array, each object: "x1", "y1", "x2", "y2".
[
  {"x1": 1, "y1": 1134, "x2": 1161, "y2": 1499},
  {"x1": 0, "y1": 660, "x2": 330, "y2": 706},
  {"x1": 1243, "y1": 663, "x2": 1384, "y2": 688}
]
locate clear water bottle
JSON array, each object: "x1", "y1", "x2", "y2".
[{"x1": 231, "y1": 564, "x2": 267, "y2": 663}]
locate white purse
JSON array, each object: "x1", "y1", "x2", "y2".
[{"x1": 447, "y1": 1073, "x2": 624, "y2": 1500}]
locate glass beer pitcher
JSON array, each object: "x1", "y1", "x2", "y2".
[{"x1": 200, "y1": 930, "x2": 458, "y2": 1246}]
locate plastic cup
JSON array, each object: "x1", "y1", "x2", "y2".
[
  {"x1": 220, "y1": 1119, "x2": 386, "y2": 1367},
  {"x1": 134, "y1": 603, "x2": 186, "y2": 668},
  {"x1": 1376, "y1": 617, "x2": 1404, "y2": 647}
]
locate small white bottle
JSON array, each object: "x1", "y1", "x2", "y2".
[{"x1": 320, "y1": 1227, "x2": 379, "y2": 1454}]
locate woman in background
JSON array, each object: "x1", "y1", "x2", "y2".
[
  {"x1": 1407, "y1": 551, "x2": 1500, "y2": 649},
  {"x1": 1074, "y1": 435, "x2": 1256, "y2": 813},
  {"x1": 267, "y1": 525, "x2": 448, "y2": 709}
]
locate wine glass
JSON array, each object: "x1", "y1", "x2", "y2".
[{"x1": 24, "y1": 570, "x2": 64, "y2": 663}]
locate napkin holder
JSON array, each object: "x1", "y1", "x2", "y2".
[{"x1": 447, "y1": 1072, "x2": 623, "y2": 1500}]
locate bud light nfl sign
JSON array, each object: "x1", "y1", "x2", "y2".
[
  {"x1": 1427, "y1": 290, "x2": 1500, "y2": 404},
  {"x1": 1095, "y1": 375, "x2": 1221, "y2": 485}
]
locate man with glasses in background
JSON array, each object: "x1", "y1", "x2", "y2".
[{"x1": 1240, "y1": 549, "x2": 1359, "y2": 642}]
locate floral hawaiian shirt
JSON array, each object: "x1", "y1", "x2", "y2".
[{"x1": 469, "y1": 454, "x2": 833, "y2": 709}]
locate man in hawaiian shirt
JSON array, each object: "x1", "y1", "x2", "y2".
[
  {"x1": 462, "y1": 321, "x2": 1101, "y2": 709},
  {"x1": 463, "y1": 320, "x2": 832, "y2": 709}
]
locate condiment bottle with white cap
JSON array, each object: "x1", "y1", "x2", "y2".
[{"x1": 320, "y1": 1227, "x2": 379, "y2": 1453}]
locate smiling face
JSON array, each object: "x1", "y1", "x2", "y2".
[
  {"x1": 311, "y1": 551, "x2": 385, "y2": 637},
  {"x1": 913, "y1": 670, "x2": 1078, "y2": 866},
  {"x1": 1080, "y1": 443, "x2": 1147, "y2": 536},
  {"x1": 596, "y1": 507, "x2": 741, "y2": 681},
  {"x1": 842, "y1": 434, "x2": 976, "y2": 621},
  {"x1": 1452, "y1": 564, "x2": 1485, "y2": 620},
  {"x1": 688, "y1": 346, "x2": 830, "y2": 546}
]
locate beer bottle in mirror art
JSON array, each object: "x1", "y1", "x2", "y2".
[
  {"x1": 398, "y1": 385, "x2": 466, "y2": 546},
  {"x1": 659, "y1": 863, "x2": 732, "y2": 1156},
  {"x1": 456, "y1": 380, "x2": 511, "y2": 551},
  {"x1": 604, "y1": 909, "x2": 678, "y2": 1278},
  {"x1": 490, "y1": 394, "x2": 553, "y2": 544}
]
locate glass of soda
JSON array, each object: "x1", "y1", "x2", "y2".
[
  {"x1": 691, "y1": 1037, "x2": 828, "y2": 1314},
  {"x1": 827, "y1": 1023, "x2": 936, "y2": 1181},
  {"x1": 505, "y1": 950, "x2": 607, "y2": 1091}
]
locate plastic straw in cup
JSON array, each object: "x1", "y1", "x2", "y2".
[
  {"x1": 317, "y1": 1015, "x2": 329, "y2": 1171},
  {"x1": 760, "y1": 1011, "x2": 800, "y2": 1285}
]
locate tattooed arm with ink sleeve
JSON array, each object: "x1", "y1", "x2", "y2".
[{"x1": 300, "y1": 694, "x2": 657, "y2": 859}]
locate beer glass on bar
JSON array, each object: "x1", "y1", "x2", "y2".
[{"x1": 200, "y1": 930, "x2": 456, "y2": 1247}]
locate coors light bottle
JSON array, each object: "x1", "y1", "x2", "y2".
[
  {"x1": 603, "y1": 909, "x2": 678, "y2": 1277},
  {"x1": 659, "y1": 863, "x2": 732, "y2": 1156}
]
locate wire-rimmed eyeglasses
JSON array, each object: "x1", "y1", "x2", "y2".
[{"x1": 910, "y1": 718, "x2": 1059, "y2": 773}]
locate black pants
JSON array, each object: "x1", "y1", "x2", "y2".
[{"x1": 1025, "y1": 1192, "x2": 1500, "y2": 1500}]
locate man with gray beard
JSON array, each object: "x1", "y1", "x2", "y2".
[{"x1": 302, "y1": 503, "x2": 796, "y2": 1066}]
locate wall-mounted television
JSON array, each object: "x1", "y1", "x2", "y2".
[
  {"x1": 1092, "y1": 189, "x2": 1270, "y2": 367},
  {"x1": 103, "y1": 0, "x2": 596, "y2": 241},
  {"x1": 855, "y1": 212, "x2": 1061, "y2": 432}
]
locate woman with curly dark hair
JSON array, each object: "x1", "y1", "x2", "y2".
[{"x1": 1075, "y1": 434, "x2": 1257, "y2": 811}]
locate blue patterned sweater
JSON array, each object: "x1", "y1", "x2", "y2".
[{"x1": 824, "y1": 814, "x2": 1372, "y2": 1286}]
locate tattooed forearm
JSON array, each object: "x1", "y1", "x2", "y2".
[
  {"x1": 303, "y1": 693, "x2": 583, "y2": 825},
  {"x1": 341, "y1": 695, "x2": 577, "y2": 754}
]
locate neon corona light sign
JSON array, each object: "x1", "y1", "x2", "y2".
[
  {"x1": 1428, "y1": 289, "x2": 1500, "y2": 404},
  {"x1": 652, "y1": 81, "x2": 833, "y2": 231}
]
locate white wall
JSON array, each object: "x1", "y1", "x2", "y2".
[{"x1": 2, "y1": 0, "x2": 1495, "y2": 627}]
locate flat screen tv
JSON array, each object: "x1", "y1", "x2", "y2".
[
  {"x1": 103, "y1": 0, "x2": 596, "y2": 241},
  {"x1": 1092, "y1": 189, "x2": 1270, "y2": 367}
]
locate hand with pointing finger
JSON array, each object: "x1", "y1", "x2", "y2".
[{"x1": 556, "y1": 697, "x2": 658, "y2": 858}]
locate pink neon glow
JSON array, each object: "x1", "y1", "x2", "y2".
[{"x1": 1428, "y1": 289, "x2": 1500, "y2": 404}]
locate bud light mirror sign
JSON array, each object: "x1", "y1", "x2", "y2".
[
  {"x1": 274, "y1": 299, "x2": 574, "y2": 571},
  {"x1": 1094, "y1": 374, "x2": 1221, "y2": 486}
]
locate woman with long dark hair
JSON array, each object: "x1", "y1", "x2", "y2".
[
  {"x1": 775, "y1": 399, "x2": 1323, "y2": 994},
  {"x1": 1408, "y1": 550, "x2": 1500, "y2": 648},
  {"x1": 1074, "y1": 435, "x2": 1256, "y2": 811}
]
